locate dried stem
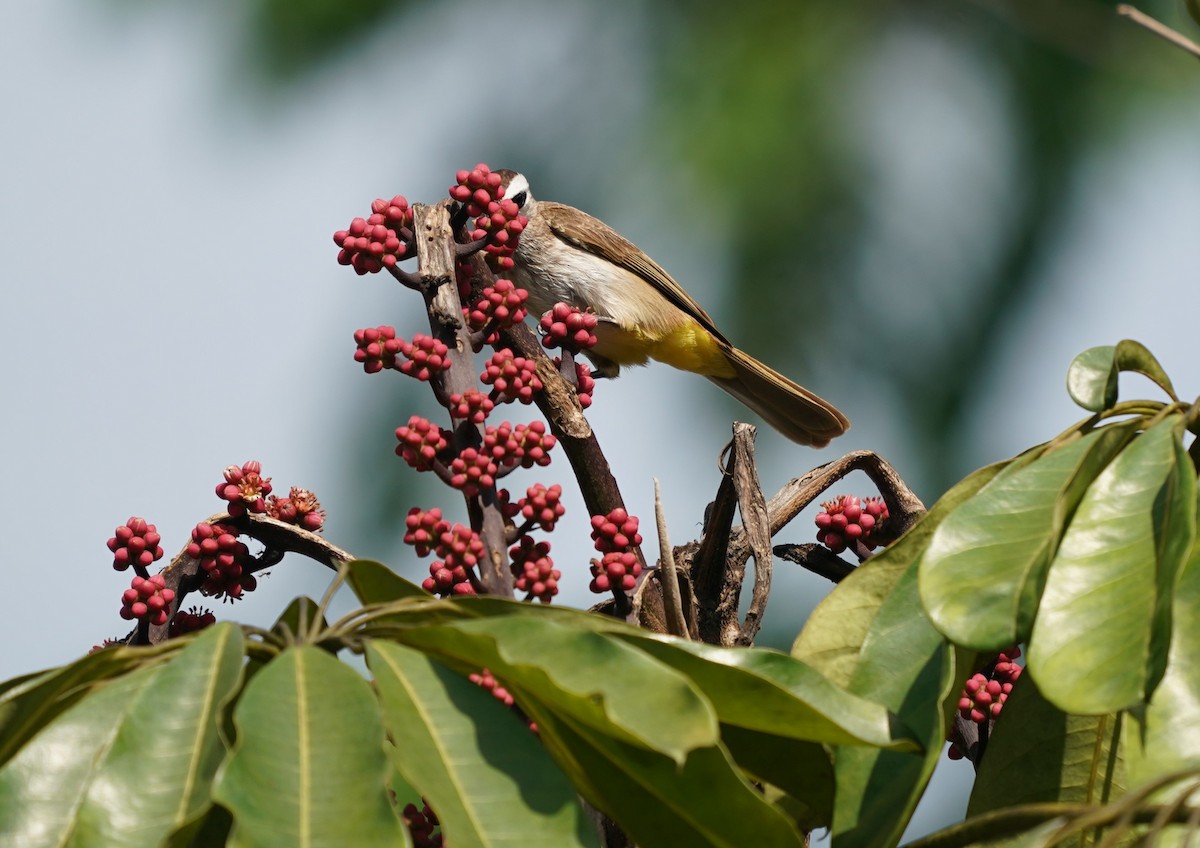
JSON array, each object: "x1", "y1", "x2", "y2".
[{"x1": 1117, "y1": 4, "x2": 1200, "y2": 59}]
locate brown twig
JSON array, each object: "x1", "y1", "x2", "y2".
[
  {"x1": 1117, "y1": 4, "x2": 1200, "y2": 59},
  {"x1": 139, "y1": 512, "x2": 356, "y2": 645},
  {"x1": 653, "y1": 479, "x2": 690, "y2": 639}
]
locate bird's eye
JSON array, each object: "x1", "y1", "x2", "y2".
[{"x1": 510, "y1": 191, "x2": 527, "y2": 207}]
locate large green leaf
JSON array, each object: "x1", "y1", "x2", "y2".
[
  {"x1": 0, "y1": 640, "x2": 183, "y2": 768},
  {"x1": 796, "y1": 459, "x2": 1009, "y2": 687},
  {"x1": 213, "y1": 645, "x2": 407, "y2": 848},
  {"x1": 1028, "y1": 416, "x2": 1195, "y2": 713},
  {"x1": 831, "y1": 562, "x2": 955, "y2": 848},
  {"x1": 345, "y1": 559, "x2": 429, "y2": 605},
  {"x1": 389, "y1": 616, "x2": 718, "y2": 765},
  {"x1": 968, "y1": 676, "x2": 1125, "y2": 816},
  {"x1": 722, "y1": 726, "x2": 834, "y2": 830},
  {"x1": 1066, "y1": 340, "x2": 1177, "y2": 411},
  {"x1": 1124, "y1": 488, "x2": 1200, "y2": 785},
  {"x1": 366, "y1": 640, "x2": 597, "y2": 848},
  {"x1": 0, "y1": 623, "x2": 244, "y2": 848},
  {"x1": 528, "y1": 706, "x2": 806, "y2": 848},
  {"x1": 921, "y1": 424, "x2": 1136, "y2": 650},
  {"x1": 615, "y1": 633, "x2": 916, "y2": 750}
]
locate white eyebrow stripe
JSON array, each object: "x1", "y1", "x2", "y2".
[{"x1": 504, "y1": 172, "x2": 530, "y2": 202}]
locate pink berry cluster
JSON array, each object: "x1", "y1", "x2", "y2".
[
  {"x1": 947, "y1": 647, "x2": 1023, "y2": 761},
  {"x1": 404, "y1": 507, "x2": 450, "y2": 556},
  {"x1": 484, "y1": 421, "x2": 556, "y2": 470},
  {"x1": 353, "y1": 326, "x2": 403, "y2": 373},
  {"x1": 266, "y1": 487, "x2": 326, "y2": 533},
  {"x1": 333, "y1": 196, "x2": 413, "y2": 275},
  {"x1": 959, "y1": 648, "x2": 1022, "y2": 724},
  {"x1": 518, "y1": 483, "x2": 564, "y2": 532},
  {"x1": 561, "y1": 359, "x2": 595, "y2": 409},
  {"x1": 448, "y1": 164, "x2": 528, "y2": 271},
  {"x1": 448, "y1": 389, "x2": 495, "y2": 424},
  {"x1": 353, "y1": 328, "x2": 451, "y2": 379},
  {"x1": 188, "y1": 521, "x2": 257, "y2": 601},
  {"x1": 465, "y1": 279, "x2": 529, "y2": 344},
  {"x1": 395, "y1": 416, "x2": 450, "y2": 470},
  {"x1": 216, "y1": 461, "x2": 273, "y2": 518},
  {"x1": 107, "y1": 517, "x2": 164, "y2": 573},
  {"x1": 540, "y1": 303, "x2": 599, "y2": 354},
  {"x1": 169, "y1": 606, "x2": 216, "y2": 638},
  {"x1": 589, "y1": 508, "x2": 644, "y2": 593},
  {"x1": 510, "y1": 536, "x2": 559, "y2": 602},
  {"x1": 402, "y1": 800, "x2": 442, "y2": 848},
  {"x1": 469, "y1": 668, "x2": 515, "y2": 707},
  {"x1": 480, "y1": 349, "x2": 542, "y2": 404},
  {"x1": 420, "y1": 522, "x2": 484, "y2": 597},
  {"x1": 120, "y1": 574, "x2": 176, "y2": 626},
  {"x1": 815, "y1": 495, "x2": 888, "y2": 554}
]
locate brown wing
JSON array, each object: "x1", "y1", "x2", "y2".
[{"x1": 540, "y1": 201, "x2": 732, "y2": 346}]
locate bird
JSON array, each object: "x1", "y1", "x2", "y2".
[{"x1": 493, "y1": 169, "x2": 849, "y2": 447}]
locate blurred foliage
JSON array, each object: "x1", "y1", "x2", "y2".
[{"x1": 139, "y1": 0, "x2": 1197, "y2": 534}]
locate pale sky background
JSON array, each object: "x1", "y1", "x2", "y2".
[{"x1": 2, "y1": 0, "x2": 1198, "y2": 841}]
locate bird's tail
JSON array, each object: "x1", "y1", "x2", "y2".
[{"x1": 707, "y1": 345, "x2": 849, "y2": 447}]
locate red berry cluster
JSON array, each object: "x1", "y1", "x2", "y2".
[
  {"x1": 469, "y1": 668, "x2": 515, "y2": 706},
  {"x1": 540, "y1": 303, "x2": 599, "y2": 353},
  {"x1": 480, "y1": 349, "x2": 542, "y2": 404},
  {"x1": 448, "y1": 164, "x2": 528, "y2": 271},
  {"x1": 403, "y1": 507, "x2": 450, "y2": 556},
  {"x1": 448, "y1": 389, "x2": 495, "y2": 424},
  {"x1": 216, "y1": 461, "x2": 273, "y2": 518},
  {"x1": 402, "y1": 800, "x2": 442, "y2": 848},
  {"x1": 518, "y1": 483, "x2": 564, "y2": 531},
  {"x1": 510, "y1": 536, "x2": 559, "y2": 602},
  {"x1": 395, "y1": 416, "x2": 450, "y2": 470},
  {"x1": 169, "y1": 606, "x2": 216, "y2": 638},
  {"x1": 959, "y1": 648, "x2": 1022, "y2": 725},
  {"x1": 120, "y1": 574, "x2": 176, "y2": 626},
  {"x1": 421, "y1": 523, "x2": 484, "y2": 597},
  {"x1": 588, "y1": 508, "x2": 644, "y2": 593},
  {"x1": 107, "y1": 517, "x2": 164, "y2": 573},
  {"x1": 551, "y1": 358, "x2": 595, "y2": 408},
  {"x1": 333, "y1": 196, "x2": 412, "y2": 275},
  {"x1": 187, "y1": 522, "x2": 257, "y2": 601},
  {"x1": 352, "y1": 326, "x2": 403, "y2": 373},
  {"x1": 815, "y1": 495, "x2": 888, "y2": 554},
  {"x1": 266, "y1": 487, "x2": 326, "y2": 533},
  {"x1": 447, "y1": 447, "x2": 497, "y2": 497},
  {"x1": 465, "y1": 279, "x2": 529, "y2": 344},
  {"x1": 397, "y1": 335, "x2": 450, "y2": 382},
  {"x1": 483, "y1": 421, "x2": 556, "y2": 470}
]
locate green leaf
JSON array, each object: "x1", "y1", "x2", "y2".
[
  {"x1": 1066, "y1": 341, "x2": 1177, "y2": 411},
  {"x1": 367, "y1": 641, "x2": 597, "y2": 848},
  {"x1": 213, "y1": 645, "x2": 407, "y2": 848},
  {"x1": 1028, "y1": 416, "x2": 1194, "y2": 713},
  {"x1": 968, "y1": 675, "x2": 1125, "y2": 815},
  {"x1": 722, "y1": 726, "x2": 834, "y2": 830},
  {"x1": 529, "y1": 707, "x2": 806, "y2": 848},
  {"x1": 1067, "y1": 345, "x2": 1119, "y2": 411},
  {"x1": 614, "y1": 633, "x2": 916, "y2": 750},
  {"x1": 345, "y1": 559, "x2": 428, "y2": 606},
  {"x1": 0, "y1": 641, "x2": 182, "y2": 768},
  {"x1": 390, "y1": 616, "x2": 718, "y2": 765},
  {"x1": 830, "y1": 561, "x2": 955, "y2": 848},
  {"x1": 1124, "y1": 488, "x2": 1200, "y2": 785},
  {"x1": 0, "y1": 623, "x2": 245, "y2": 848},
  {"x1": 1115, "y1": 339, "x2": 1178, "y2": 401},
  {"x1": 271, "y1": 596, "x2": 327, "y2": 640},
  {"x1": 921, "y1": 424, "x2": 1136, "y2": 650},
  {"x1": 795, "y1": 458, "x2": 1009, "y2": 686}
]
